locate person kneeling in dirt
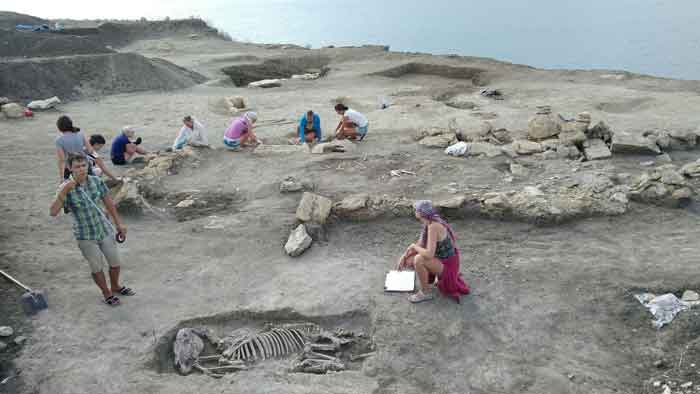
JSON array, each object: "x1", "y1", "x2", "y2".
[
  {"x1": 172, "y1": 115, "x2": 210, "y2": 150},
  {"x1": 334, "y1": 104, "x2": 368, "y2": 141},
  {"x1": 111, "y1": 126, "x2": 148, "y2": 165},
  {"x1": 298, "y1": 110, "x2": 322, "y2": 144},
  {"x1": 49, "y1": 153, "x2": 135, "y2": 306},
  {"x1": 223, "y1": 111, "x2": 259, "y2": 150},
  {"x1": 396, "y1": 200, "x2": 470, "y2": 303}
]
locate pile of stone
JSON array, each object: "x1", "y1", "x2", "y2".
[
  {"x1": 1, "y1": 98, "x2": 25, "y2": 119},
  {"x1": 332, "y1": 175, "x2": 629, "y2": 225},
  {"x1": 414, "y1": 127, "x2": 456, "y2": 148},
  {"x1": 644, "y1": 129, "x2": 700, "y2": 151},
  {"x1": 279, "y1": 176, "x2": 314, "y2": 193},
  {"x1": 110, "y1": 147, "x2": 201, "y2": 214},
  {"x1": 0, "y1": 325, "x2": 27, "y2": 350},
  {"x1": 630, "y1": 164, "x2": 695, "y2": 208},
  {"x1": 285, "y1": 192, "x2": 332, "y2": 257}
]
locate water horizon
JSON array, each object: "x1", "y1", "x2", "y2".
[{"x1": 5, "y1": 0, "x2": 700, "y2": 80}]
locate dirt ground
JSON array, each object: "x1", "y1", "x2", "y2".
[{"x1": 2, "y1": 21, "x2": 700, "y2": 394}]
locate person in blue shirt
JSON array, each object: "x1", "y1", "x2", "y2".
[
  {"x1": 298, "y1": 111, "x2": 321, "y2": 144},
  {"x1": 111, "y1": 126, "x2": 147, "y2": 165}
]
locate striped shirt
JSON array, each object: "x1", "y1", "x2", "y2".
[{"x1": 61, "y1": 176, "x2": 110, "y2": 241}]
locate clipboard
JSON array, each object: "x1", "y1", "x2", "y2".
[{"x1": 384, "y1": 270, "x2": 416, "y2": 292}]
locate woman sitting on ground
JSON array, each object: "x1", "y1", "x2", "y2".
[
  {"x1": 110, "y1": 126, "x2": 148, "y2": 165},
  {"x1": 396, "y1": 200, "x2": 470, "y2": 303},
  {"x1": 334, "y1": 104, "x2": 368, "y2": 140},
  {"x1": 298, "y1": 110, "x2": 322, "y2": 143},
  {"x1": 223, "y1": 111, "x2": 259, "y2": 150},
  {"x1": 54, "y1": 115, "x2": 116, "y2": 182}
]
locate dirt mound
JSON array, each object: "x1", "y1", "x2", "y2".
[
  {"x1": 0, "y1": 30, "x2": 113, "y2": 58},
  {"x1": 221, "y1": 56, "x2": 331, "y2": 86},
  {"x1": 56, "y1": 18, "x2": 222, "y2": 48},
  {"x1": 0, "y1": 11, "x2": 47, "y2": 30},
  {"x1": 0, "y1": 53, "x2": 207, "y2": 100}
]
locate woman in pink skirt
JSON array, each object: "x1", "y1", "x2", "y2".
[{"x1": 396, "y1": 200, "x2": 470, "y2": 303}]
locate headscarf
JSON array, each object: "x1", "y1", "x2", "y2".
[
  {"x1": 414, "y1": 200, "x2": 457, "y2": 248},
  {"x1": 244, "y1": 111, "x2": 257, "y2": 124}
]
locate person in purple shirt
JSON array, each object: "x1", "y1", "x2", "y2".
[{"x1": 223, "y1": 112, "x2": 259, "y2": 150}]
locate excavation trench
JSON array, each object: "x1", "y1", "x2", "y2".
[
  {"x1": 152, "y1": 309, "x2": 372, "y2": 375},
  {"x1": 221, "y1": 55, "x2": 331, "y2": 86}
]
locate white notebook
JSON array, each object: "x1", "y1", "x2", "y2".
[{"x1": 384, "y1": 270, "x2": 416, "y2": 292}]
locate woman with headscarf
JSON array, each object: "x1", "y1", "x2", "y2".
[
  {"x1": 223, "y1": 111, "x2": 259, "y2": 150},
  {"x1": 396, "y1": 200, "x2": 470, "y2": 303}
]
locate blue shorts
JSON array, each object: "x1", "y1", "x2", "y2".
[
  {"x1": 223, "y1": 137, "x2": 241, "y2": 150},
  {"x1": 357, "y1": 124, "x2": 368, "y2": 136}
]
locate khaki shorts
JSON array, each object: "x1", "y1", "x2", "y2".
[{"x1": 77, "y1": 236, "x2": 121, "y2": 273}]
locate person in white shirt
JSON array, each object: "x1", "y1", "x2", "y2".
[
  {"x1": 172, "y1": 116, "x2": 209, "y2": 150},
  {"x1": 334, "y1": 104, "x2": 369, "y2": 141}
]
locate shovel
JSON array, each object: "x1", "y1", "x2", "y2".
[{"x1": 0, "y1": 270, "x2": 48, "y2": 315}]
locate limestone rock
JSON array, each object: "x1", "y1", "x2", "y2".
[
  {"x1": 528, "y1": 106, "x2": 561, "y2": 140},
  {"x1": 419, "y1": 134, "x2": 455, "y2": 148},
  {"x1": 285, "y1": 224, "x2": 313, "y2": 257},
  {"x1": 311, "y1": 140, "x2": 356, "y2": 154},
  {"x1": 681, "y1": 160, "x2": 700, "y2": 177},
  {"x1": 611, "y1": 132, "x2": 660, "y2": 154},
  {"x1": 558, "y1": 130, "x2": 586, "y2": 146},
  {"x1": 248, "y1": 79, "x2": 283, "y2": 88},
  {"x1": 228, "y1": 96, "x2": 246, "y2": 109},
  {"x1": 682, "y1": 290, "x2": 700, "y2": 302},
  {"x1": 333, "y1": 193, "x2": 369, "y2": 215},
  {"x1": 296, "y1": 192, "x2": 332, "y2": 224},
  {"x1": 280, "y1": 176, "x2": 313, "y2": 193},
  {"x1": 557, "y1": 145, "x2": 581, "y2": 160},
  {"x1": 254, "y1": 144, "x2": 308, "y2": 155},
  {"x1": 108, "y1": 179, "x2": 144, "y2": 215},
  {"x1": 13, "y1": 336, "x2": 26, "y2": 346},
  {"x1": 583, "y1": 139, "x2": 611, "y2": 161},
  {"x1": 0, "y1": 326, "x2": 13, "y2": 337},
  {"x1": 436, "y1": 195, "x2": 467, "y2": 209},
  {"x1": 175, "y1": 199, "x2": 195, "y2": 208},
  {"x1": 512, "y1": 140, "x2": 544, "y2": 155},
  {"x1": 465, "y1": 142, "x2": 503, "y2": 158},
  {"x1": 2, "y1": 103, "x2": 24, "y2": 119},
  {"x1": 27, "y1": 96, "x2": 61, "y2": 110},
  {"x1": 630, "y1": 165, "x2": 693, "y2": 207}
]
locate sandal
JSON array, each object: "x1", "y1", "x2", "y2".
[
  {"x1": 113, "y1": 286, "x2": 135, "y2": 296},
  {"x1": 408, "y1": 292, "x2": 434, "y2": 304},
  {"x1": 104, "y1": 295, "x2": 121, "y2": 306}
]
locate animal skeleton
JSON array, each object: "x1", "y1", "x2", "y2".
[{"x1": 173, "y1": 323, "x2": 369, "y2": 377}]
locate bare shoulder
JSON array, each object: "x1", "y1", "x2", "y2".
[{"x1": 428, "y1": 222, "x2": 444, "y2": 235}]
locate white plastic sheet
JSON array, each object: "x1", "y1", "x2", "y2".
[
  {"x1": 445, "y1": 141, "x2": 468, "y2": 157},
  {"x1": 635, "y1": 293, "x2": 690, "y2": 329}
]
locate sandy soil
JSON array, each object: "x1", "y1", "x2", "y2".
[{"x1": 2, "y1": 22, "x2": 700, "y2": 394}]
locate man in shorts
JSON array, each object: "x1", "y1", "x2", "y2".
[{"x1": 50, "y1": 153, "x2": 135, "y2": 306}]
